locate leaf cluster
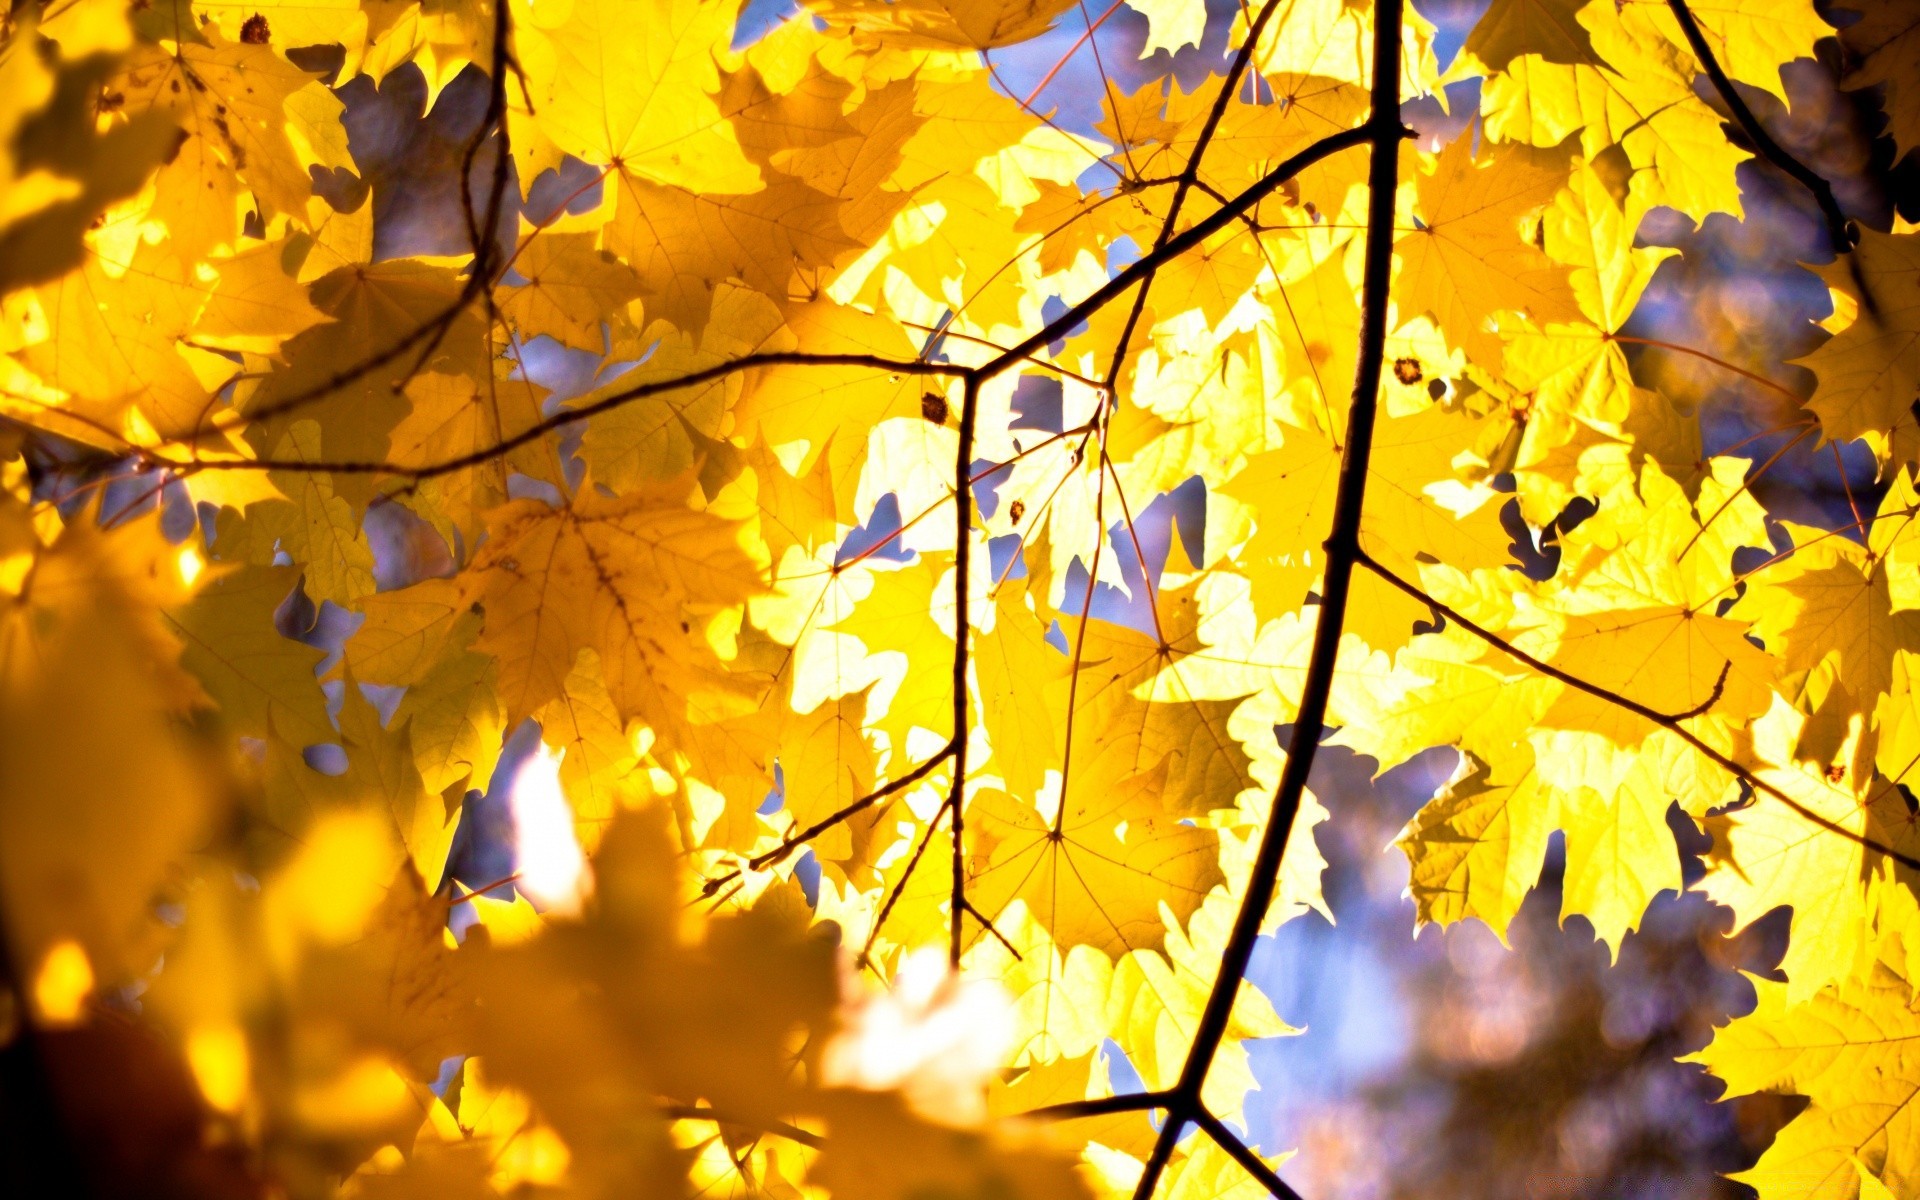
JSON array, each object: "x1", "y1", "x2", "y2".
[{"x1": 1, "y1": 0, "x2": 1918, "y2": 1196}]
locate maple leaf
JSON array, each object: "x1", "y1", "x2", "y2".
[
  {"x1": 512, "y1": 0, "x2": 758, "y2": 194},
  {"x1": 1626, "y1": 0, "x2": 1829, "y2": 101},
  {"x1": 1130, "y1": 0, "x2": 1208, "y2": 57},
  {"x1": 1691, "y1": 919, "x2": 1920, "y2": 1199},
  {"x1": 578, "y1": 284, "x2": 788, "y2": 490},
  {"x1": 1394, "y1": 135, "x2": 1582, "y2": 363},
  {"x1": 499, "y1": 231, "x2": 643, "y2": 351},
  {"x1": 0, "y1": 17, "x2": 176, "y2": 293},
  {"x1": 1479, "y1": 0, "x2": 1749, "y2": 221},
  {"x1": 965, "y1": 767, "x2": 1223, "y2": 957},
  {"x1": 166, "y1": 563, "x2": 333, "y2": 744},
  {"x1": 1221, "y1": 401, "x2": 1510, "y2": 638},
  {"x1": 1397, "y1": 750, "x2": 1555, "y2": 942},
  {"x1": 0, "y1": 509, "x2": 215, "y2": 983},
  {"x1": 459, "y1": 489, "x2": 765, "y2": 749},
  {"x1": 292, "y1": 862, "x2": 477, "y2": 1081},
  {"x1": 1838, "y1": 0, "x2": 1920, "y2": 162},
  {"x1": 116, "y1": 25, "x2": 350, "y2": 259},
  {"x1": 239, "y1": 259, "x2": 490, "y2": 509},
  {"x1": 1797, "y1": 228, "x2": 1920, "y2": 447}
]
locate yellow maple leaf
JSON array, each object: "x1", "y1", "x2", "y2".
[
  {"x1": 1394, "y1": 135, "x2": 1581, "y2": 364},
  {"x1": 1691, "y1": 916, "x2": 1920, "y2": 1199},
  {"x1": 1797, "y1": 228, "x2": 1920, "y2": 448},
  {"x1": 461, "y1": 489, "x2": 765, "y2": 743}
]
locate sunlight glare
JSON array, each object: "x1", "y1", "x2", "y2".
[
  {"x1": 32, "y1": 939, "x2": 93, "y2": 1024},
  {"x1": 821, "y1": 948, "x2": 1013, "y2": 1124},
  {"x1": 510, "y1": 741, "x2": 592, "y2": 916}
]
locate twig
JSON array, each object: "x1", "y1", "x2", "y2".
[
  {"x1": 981, "y1": 125, "x2": 1379, "y2": 385},
  {"x1": 950, "y1": 376, "x2": 983, "y2": 966},
  {"x1": 1099, "y1": 0, "x2": 1288, "y2": 396},
  {"x1": 1192, "y1": 1107, "x2": 1305, "y2": 1200},
  {"x1": 144, "y1": 354, "x2": 969, "y2": 478},
  {"x1": 859, "y1": 796, "x2": 955, "y2": 965},
  {"x1": 1357, "y1": 550, "x2": 1920, "y2": 872},
  {"x1": 699, "y1": 746, "x2": 957, "y2": 897},
  {"x1": 1127, "y1": 3, "x2": 1407, "y2": 1195},
  {"x1": 1664, "y1": 0, "x2": 1853, "y2": 255},
  {"x1": 1021, "y1": 1090, "x2": 1174, "y2": 1121}
]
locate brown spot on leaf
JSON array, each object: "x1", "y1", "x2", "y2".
[
  {"x1": 1392, "y1": 356, "x2": 1423, "y2": 385},
  {"x1": 240, "y1": 13, "x2": 270, "y2": 42},
  {"x1": 1008, "y1": 500, "x2": 1025, "y2": 525},
  {"x1": 921, "y1": 392, "x2": 949, "y2": 424}
]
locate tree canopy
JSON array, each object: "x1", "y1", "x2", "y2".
[{"x1": 1, "y1": 0, "x2": 1917, "y2": 1196}]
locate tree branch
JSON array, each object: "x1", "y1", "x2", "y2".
[
  {"x1": 1020, "y1": 1090, "x2": 1174, "y2": 1121},
  {"x1": 1355, "y1": 550, "x2": 1920, "y2": 872},
  {"x1": 146, "y1": 353, "x2": 970, "y2": 478},
  {"x1": 950, "y1": 375, "x2": 982, "y2": 967},
  {"x1": 119, "y1": 126, "x2": 1381, "y2": 486},
  {"x1": 1128, "y1": 3, "x2": 1407, "y2": 1195},
  {"x1": 859, "y1": 795, "x2": 954, "y2": 965},
  {"x1": 981, "y1": 123, "x2": 1381, "y2": 385},
  {"x1": 1191, "y1": 1108, "x2": 1305, "y2": 1200},
  {"x1": 1664, "y1": 0, "x2": 1853, "y2": 255},
  {"x1": 1099, "y1": 0, "x2": 1288, "y2": 395},
  {"x1": 698, "y1": 745, "x2": 957, "y2": 897},
  {"x1": 176, "y1": 0, "x2": 522, "y2": 443}
]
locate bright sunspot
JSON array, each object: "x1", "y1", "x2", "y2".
[{"x1": 509, "y1": 741, "x2": 592, "y2": 917}]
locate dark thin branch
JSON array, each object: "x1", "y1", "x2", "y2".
[
  {"x1": 398, "y1": 0, "x2": 517, "y2": 387},
  {"x1": 1020, "y1": 1090, "x2": 1175, "y2": 1121},
  {"x1": 118, "y1": 127, "x2": 1376, "y2": 486},
  {"x1": 146, "y1": 354, "x2": 969, "y2": 478},
  {"x1": 1100, "y1": 0, "x2": 1287, "y2": 394},
  {"x1": 981, "y1": 124, "x2": 1379, "y2": 384},
  {"x1": 698, "y1": 746, "x2": 957, "y2": 897},
  {"x1": 1129, "y1": 4, "x2": 1407, "y2": 1196},
  {"x1": 958, "y1": 899, "x2": 1021, "y2": 959},
  {"x1": 1664, "y1": 0, "x2": 1853, "y2": 255},
  {"x1": 858, "y1": 796, "x2": 955, "y2": 965},
  {"x1": 747, "y1": 745, "x2": 953, "y2": 869},
  {"x1": 949, "y1": 376, "x2": 982, "y2": 967},
  {"x1": 661, "y1": 1104, "x2": 823, "y2": 1149},
  {"x1": 1192, "y1": 1108, "x2": 1305, "y2": 1200},
  {"x1": 1357, "y1": 550, "x2": 1920, "y2": 872}
]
